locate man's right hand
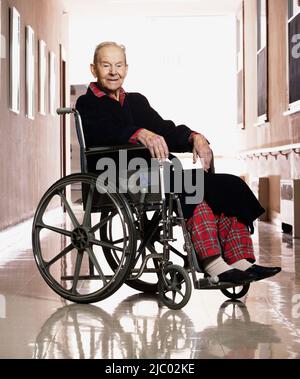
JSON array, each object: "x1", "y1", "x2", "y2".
[{"x1": 136, "y1": 129, "x2": 169, "y2": 161}]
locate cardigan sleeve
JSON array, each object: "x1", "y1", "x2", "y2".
[{"x1": 130, "y1": 94, "x2": 194, "y2": 153}]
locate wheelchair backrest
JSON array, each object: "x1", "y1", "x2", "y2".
[{"x1": 57, "y1": 107, "x2": 88, "y2": 173}]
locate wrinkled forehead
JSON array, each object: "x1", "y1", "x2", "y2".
[{"x1": 96, "y1": 46, "x2": 126, "y2": 64}]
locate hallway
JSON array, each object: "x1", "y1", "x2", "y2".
[
  {"x1": 1, "y1": 0, "x2": 300, "y2": 361},
  {"x1": 0, "y1": 220, "x2": 299, "y2": 359}
]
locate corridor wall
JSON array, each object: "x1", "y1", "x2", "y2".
[
  {"x1": 239, "y1": 0, "x2": 300, "y2": 223},
  {"x1": 0, "y1": 0, "x2": 69, "y2": 230}
]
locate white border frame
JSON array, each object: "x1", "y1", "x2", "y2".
[
  {"x1": 283, "y1": 100, "x2": 300, "y2": 116},
  {"x1": 285, "y1": 1, "x2": 300, "y2": 114},
  {"x1": 39, "y1": 40, "x2": 47, "y2": 115},
  {"x1": 9, "y1": 7, "x2": 20, "y2": 114},
  {"x1": 49, "y1": 51, "x2": 56, "y2": 115},
  {"x1": 25, "y1": 26, "x2": 35, "y2": 120},
  {"x1": 256, "y1": 0, "x2": 269, "y2": 125},
  {"x1": 288, "y1": 0, "x2": 300, "y2": 22}
]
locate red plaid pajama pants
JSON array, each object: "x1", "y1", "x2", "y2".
[{"x1": 186, "y1": 201, "x2": 255, "y2": 264}]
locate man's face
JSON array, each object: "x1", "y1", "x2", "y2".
[{"x1": 90, "y1": 46, "x2": 128, "y2": 96}]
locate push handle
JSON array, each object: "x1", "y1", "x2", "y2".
[{"x1": 56, "y1": 107, "x2": 75, "y2": 115}]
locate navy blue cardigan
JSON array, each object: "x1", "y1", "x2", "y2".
[{"x1": 76, "y1": 87, "x2": 193, "y2": 152}]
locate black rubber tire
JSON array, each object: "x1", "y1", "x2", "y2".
[
  {"x1": 32, "y1": 173, "x2": 136, "y2": 303},
  {"x1": 158, "y1": 264, "x2": 192, "y2": 310},
  {"x1": 220, "y1": 283, "x2": 250, "y2": 300}
]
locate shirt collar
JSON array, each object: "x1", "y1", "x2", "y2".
[{"x1": 89, "y1": 82, "x2": 126, "y2": 106}]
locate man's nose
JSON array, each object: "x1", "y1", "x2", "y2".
[{"x1": 109, "y1": 66, "x2": 117, "y2": 75}]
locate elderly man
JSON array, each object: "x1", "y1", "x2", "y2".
[{"x1": 76, "y1": 41, "x2": 281, "y2": 284}]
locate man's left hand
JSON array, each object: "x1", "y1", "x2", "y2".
[{"x1": 191, "y1": 134, "x2": 213, "y2": 172}]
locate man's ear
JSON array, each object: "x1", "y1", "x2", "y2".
[
  {"x1": 90, "y1": 64, "x2": 97, "y2": 78},
  {"x1": 125, "y1": 64, "x2": 129, "y2": 77}
]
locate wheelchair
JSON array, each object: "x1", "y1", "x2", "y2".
[{"x1": 31, "y1": 108, "x2": 251, "y2": 310}]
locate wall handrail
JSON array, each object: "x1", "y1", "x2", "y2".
[{"x1": 239, "y1": 143, "x2": 300, "y2": 160}]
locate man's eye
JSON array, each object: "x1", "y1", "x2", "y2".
[
  {"x1": 116, "y1": 64, "x2": 123, "y2": 68},
  {"x1": 103, "y1": 64, "x2": 110, "y2": 68}
]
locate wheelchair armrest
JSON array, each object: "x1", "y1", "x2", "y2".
[{"x1": 85, "y1": 144, "x2": 147, "y2": 156}]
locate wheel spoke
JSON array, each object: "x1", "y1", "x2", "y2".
[
  {"x1": 83, "y1": 184, "x2": 95, "y2": 227},
  {"x1": 91, "y1": 211, "x2": 117, "y2": 233},
  {"x1": 58, "y1": 190, "x2": 80, "y2": 228},
  {"x1": 176, "y1": 289, "x2": 184, "y2": 298},
  {"x1": 90, "y1": 238, "x2": 124, "y2": 252},
  {"x1": 37, "y1": 223, "x2": 72, "y2": 237},
  {"x1": 232, "y1": 306, "x2": 237, "y2": 320},
  {"x1": 86, "y1": 247, "x2": 107, "y2": 284},
  {"x1": 172, "y1": 290, "x2": 176, "y2": 303},
  {"x1": 44, "y1": 243, "x2": 74, "y2": 269},
  {"x1": 111, "y1": 237, "x2": 127, "y2": 245},
  {"x1": 71, "y1": 252, "x2": 84, "y2": 293}
]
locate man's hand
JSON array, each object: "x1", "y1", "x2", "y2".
[
  {"x1": 136, "y1": 129, "x2": 169, "y2": 160},
  {"x1": 191, "y1": 134, "x2": 212, "y2": 172}
]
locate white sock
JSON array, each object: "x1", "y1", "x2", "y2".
[
  {"x1": 231, "y1": 259, "x2": 253, "y2": 271},
  {"x1": 203, "y1": 256, "x2": 232, "y2": 277}
]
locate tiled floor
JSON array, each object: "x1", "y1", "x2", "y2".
[{"x1": 0, "y1": 218, "x2": 300, "y2": 359}]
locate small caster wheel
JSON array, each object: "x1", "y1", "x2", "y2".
[
  {"x1": 158, "y1": 264, "x2": 192, "y2": 310},
  {"x1": 220, "y1": 283, "x2": 250, "y2": 300}
]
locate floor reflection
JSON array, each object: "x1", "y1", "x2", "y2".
[
  {"x1": 33, "y1": 294, "x2": 195, "y2": 359},
  {"x1": 1, "y1": 219, "x2": 300, "y2": 358},
  {"x1": 282, "y1": 232, "x2": 293, "y2": 250},
  {"x1": 33, "y1": 294, "x2": 280, "y2": 359},
  {"x1": 194, "y1": 300, "x2": 281, "y2": 359}
]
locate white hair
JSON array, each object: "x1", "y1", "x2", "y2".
[{"x1": 93, "y1": 41, "x2": 127, "y2": 64}]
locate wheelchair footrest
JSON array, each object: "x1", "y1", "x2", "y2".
[{"x1": 195, "y1": 278, "x2": 250, "y2": 290}]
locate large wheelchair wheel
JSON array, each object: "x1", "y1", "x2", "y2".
[{"x1": 32, "y1": 173, "x2": 136, "y2": 303}]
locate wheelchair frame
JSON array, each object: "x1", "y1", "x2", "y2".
[{"x1": 31, "y1": 107, "x2": 251, "y2": 310}]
